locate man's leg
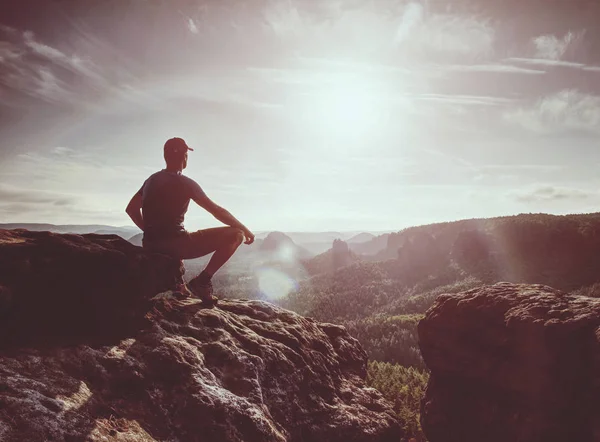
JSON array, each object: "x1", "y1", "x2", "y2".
[
  {"x1": 181, "y1": 227, "x2": 245, "y2": 304},
  {"x1": 180, "y1": 227, "x2": 245, "y2": 271}
]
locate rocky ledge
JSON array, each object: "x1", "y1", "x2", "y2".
[
  {"x1": 0, "y1": 228, "x2": 184, "y2": 346},
  {"x1": 0, "y1": 229, "x2": 401, "y2": 441},
  {"x1": 418, "y1": 282, "x2": 600, "y2": 442}
]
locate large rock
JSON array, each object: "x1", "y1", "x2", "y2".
[
  {"x1": 0, "y1": 298, "x2": 401, "y2": 442},
  {"x1": 0, "y1": 230, "x2": 401, "y2": 441},
  {"x1": 418, "y1": 282, "x2": 600, "y2": 442},
  {"x1": 0, "y1": 228, "x2": 183, "y2": 346}
]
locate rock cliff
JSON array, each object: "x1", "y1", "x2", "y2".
[
  {"x1": 0, "y1": 229, "x2": 401, "y2": 441},
  {"x1": 0, "y1": 229, "x2": 183, "y2": 346},
  {"x1": 418, "y1": 282, "x2": 600, "y2": 442}
]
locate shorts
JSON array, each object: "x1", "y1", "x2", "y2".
[{"x1": 142, "y1": 230, "x2": 207, "y2": 260}]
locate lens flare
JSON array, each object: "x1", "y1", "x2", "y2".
[
  {"x1": 276, "y1": 243, "x2": 297, "y2": 263},
  {"x1": 256, "y1": 268, "x2": 297, "y2": 300}
]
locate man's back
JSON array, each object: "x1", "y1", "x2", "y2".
[
  {"x1": 141, "y1": 170, "x2": 205, "y2": 241},
  {"x1": 126, "y1": 137, "x2": 254, "y2": 307}
]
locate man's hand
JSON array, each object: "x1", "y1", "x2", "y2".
[
  {"x1": 193, "y1": 194, "x2": 254, "y2": 244},
  {"x1": 243, "y1": 230, "x2": 255, "y2": 245}
]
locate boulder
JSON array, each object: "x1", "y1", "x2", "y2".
[
  {"x1": 418, "y1": 282, "x2": 600, "y2": 442},
  {"x1": 0, "y1": 229, "x2": 183, "y2": 346},
  {"x1": 0, "y1": 298, "x2": 401, "y2": 441}
]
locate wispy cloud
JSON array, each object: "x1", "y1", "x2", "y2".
[
  {"x1": 502, "y1": 30, "x2": 600, "y2": 74},
  {"x1": 505, "y1": 90, "x2": 600, "y2": 134},
  {"x1": 511, "y1": 185, "x2": 593, "y2": 202},
  {"x1": 533, "y1": 31, "x2": 584, "y2": 61},
  {"x1": 507, "y1": 57, "x2": 585, "y2": 69},
  {"x1": 0, "y1": 27, "x2": 110, "y2": 107},
  {"x1": 400, "y1": 12, "x2": 495, "y2": 59},
  {"x1": 0, "y1": 183, "x2": 76, "y2": 206},
  {"x1": 187, "y1": 18, "x2": 199, "y2": 34},
  {"x1": 445, "y1": 63, "x2": 546, "y2": 75},
  {"x1": 414, "y1": 93, "x2": 511, "y2": 106},
  {"x1": 263, "y1": 2, "x2": 496, "y2": 61}
]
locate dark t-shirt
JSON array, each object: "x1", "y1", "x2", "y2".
[{"x1": 139, "y1": 170, "x2": 206, "y2": 241}]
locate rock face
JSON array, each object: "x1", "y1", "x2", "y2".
[
  {"x1": 0, "y1": 229, "x2": 183, "y2": 346},
  {"x1": 418, "y1": 282, "x2": 600, "y2": 442},
  {"x1": 0, "y1": 229, "x2": 401, "y2": 441}
]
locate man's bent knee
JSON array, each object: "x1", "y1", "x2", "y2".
[{"x1": 230, "y1": 228, "x2": 245, "y2": 246}]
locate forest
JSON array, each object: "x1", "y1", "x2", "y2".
[{"x1": 214, "y1": 213, "x2": 600, "y2": 441}]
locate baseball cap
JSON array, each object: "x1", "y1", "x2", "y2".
[{"x1": 164, "y1": 137, "x2": 194, "y2": 155}]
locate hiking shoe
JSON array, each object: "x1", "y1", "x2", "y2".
[
  {"x1": 172, "y1": 283, "x2": 193, "y2": 300},
  {"x1": 188, "y1": 279, "x2": 219, "y2": 307}
]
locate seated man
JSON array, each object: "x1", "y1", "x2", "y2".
[{"x1": 126, "y1": 137, "x2": 254, "y2": 306}]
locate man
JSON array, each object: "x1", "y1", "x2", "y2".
[{"x1": 126, "y1": 137, "x2": 254, "y2": 307}]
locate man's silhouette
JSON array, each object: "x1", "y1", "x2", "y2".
[{"x1": 126, "y1": 137, "x2": 254, "y2": 306}]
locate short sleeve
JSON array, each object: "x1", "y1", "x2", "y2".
[{"x1": 184, "y1": 176, "x2": 207, "y2": 201}]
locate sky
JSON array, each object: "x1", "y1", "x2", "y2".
[{"x1": 1, "y1": 0, "x2": 599, "y2": 232}]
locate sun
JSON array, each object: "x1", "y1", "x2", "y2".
[{"x1": 307, "y1": 72, "x2": 390, "y2": 140}]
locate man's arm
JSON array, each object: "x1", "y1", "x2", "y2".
[
  {"x1": 193, "y1": 194, "x2": 255, "y2": 244},
  {"x1": 125, "y1": 191, "x2": 145, "y2": 232}
]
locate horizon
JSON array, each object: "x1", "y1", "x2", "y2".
[
  {"x1": 3, "y1": 209, "x2": 600, "y2": 237},
  {"x1": 1, "y1": 1, "x2": 600, "y2": 232}
]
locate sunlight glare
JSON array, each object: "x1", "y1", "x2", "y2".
[
  {"x1": 276, "y1": 242, "x2": 297, "y2": 263},
  {"x1": 256, "y1": 268, "x2": 297, "y2": 300},
  {"x1": 307, "y1": 72, "x2": 391, "y2": 140}
]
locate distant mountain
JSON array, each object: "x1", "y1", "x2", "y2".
[
  {"x1": 349, "y1": 233, "x2": 390, "y2": 256},
  {"x1": 347, "y1": 232, "x2": 376, "y2": 244},
  {"x1": 284, "y1": 232, "x2": 354, "y2": 244},
  {"x1": 129, "y1": 233, "x2": 143, "y2": 246},
  {"x1": 280, "y1": 211, "x2": 600, "y2": 378},
  {"x1": 278, "y1": 232, "x2": 368, "y2": 255},
  {"x1": 260, "y1": 231, "x2": 312, "y2": 260},
  {"x1": 303, "y1": 239, "x2": 361, "y2": 275},
  {"x1": 0, "y1": 223, "x2": 139, "y2": 239}
]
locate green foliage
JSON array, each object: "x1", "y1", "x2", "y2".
[
  {"x1": 278, "y1": 262, "x2": 393, "y2": 321},
  {"x1": 218, "y1": 213, "x2": 600, "y2": 442},
  {"x1": 302, "y1": 244, "x2": 361, "y2": 276},
  {"x1": 367, "y1": 361, "x2": 429, "y2": 442},
  {"x1": 346, "y1": 314, "x2": 425, "y2": 369}
]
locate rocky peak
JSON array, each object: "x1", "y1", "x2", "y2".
[
  {"x1": 418, "y1": 282, "x2": 600, "y2": 442},
  {"x1": 0, "y1": 229, "x2": 401, "y2": 441},
  {"x1": 260, "y1": 231, "x2": 296, "y2": 251}
]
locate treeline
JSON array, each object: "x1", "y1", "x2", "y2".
[
  {"x1": 367, "y1": 361, "x2": 429, "y2": 442},
  {"x1": 220, "y1": 213, "x2": 600, "y2": 442},
  {"x1": 386, "y1": 212, "x2": 600, "y2": 291},
  {"x1": 345, "y1": 314, "x2": 424, "y2": 369}
]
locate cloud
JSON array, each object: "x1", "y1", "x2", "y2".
[
  {"x1": 505, "y1": 90, "x2": 600, "y2": 134},
  {"x1": 0, "y1": 27, "x2": 133, "y2": 110},
  {"x1": 187, "y1": 18, "x2": 199, "y2": 34},
  {"x1": 404, "y1": 13, "x2": 495, "y2": 59},
  {"x1": 533, "y1": 31, "x2": 584, "y2": 61},
  {"x1": 394, "y1": 2, "x2": 424, "y2": 44},
  {"x1": 262, "y1": 2, "x2": 496, "y2": 60},
  {"x1": 512, "y1": 186, "x2": 593, "y2": 202},
  {"x1": 445, "y1": 63, "x2": 546, "y2": 75},
  {"x1": 0, "y1": 183, "x2": 75, "y2": 206},
  {"x1": 505, "y1": 57, "x2": 585, "y2": 69},
  {"x1": 414, "y1": 93, "x2": 511, "y2": 106}
]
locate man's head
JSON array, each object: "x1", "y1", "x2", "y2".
[{"x1": 164, "y1": 137, "x2": 194, "y2": 171}]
